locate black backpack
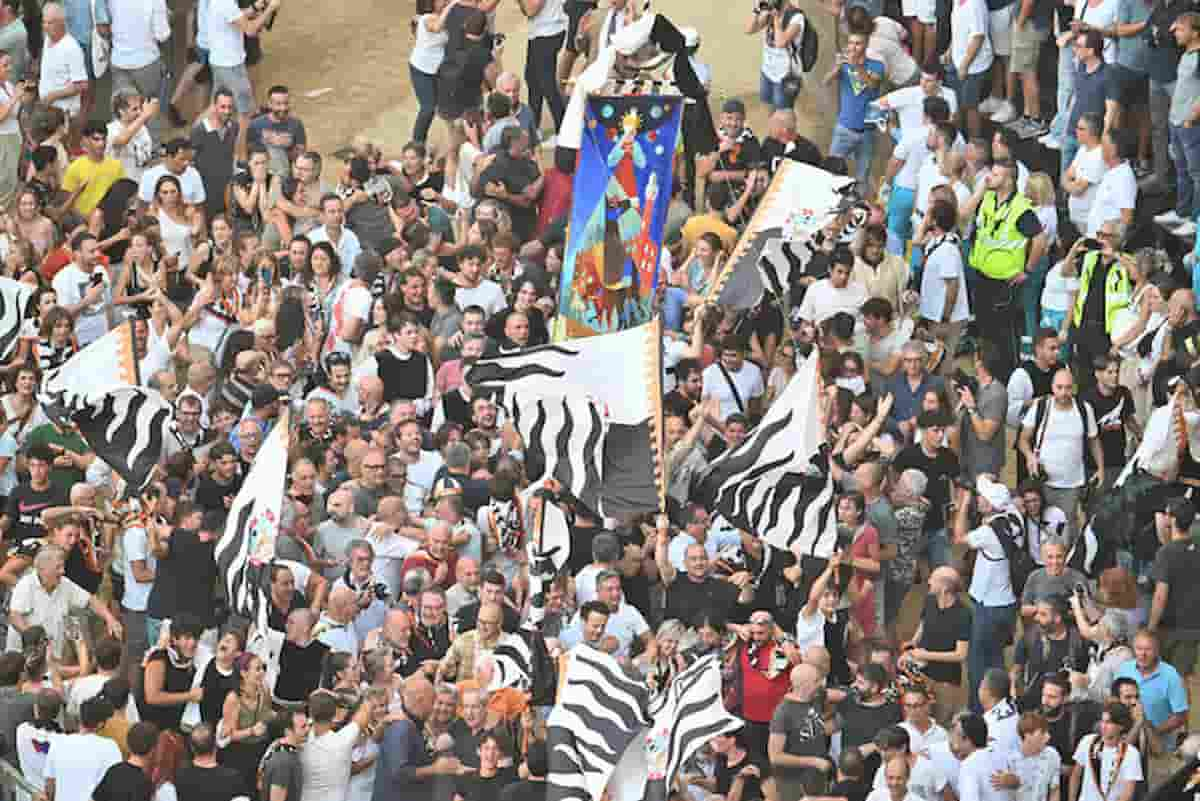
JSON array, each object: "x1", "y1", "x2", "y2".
[
  {"x1": 785, "y1": 9, "x2": 819, "y2": 75},
  {"x1": 984, "y1": 512, "x2": 1037, "y2": 598},
  {"x1": 1030, "y1": 394, "x2": 1095, "y2": 474}
]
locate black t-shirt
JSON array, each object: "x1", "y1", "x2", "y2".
[
  {"x1": 146, "y1": 528, "x2": 219, "y2": 627},
  {"x1": 735, "y1": 544, "x2": 798, "y2": 628},
  {"x1": 93, "y1": 761, "x2": 154, "y2": 801},
  {"x1": 274, "y1": 639, "x2": 329, "y2": 703},
  {"x1": 1014, "y1": 627, "x2": 1089, "y2": 707},
  {"x1": 1081, "y1": 385, "x2": 1134, "y2": 468},
  {"x1": 714, "y1": 752, "x2": 772, "y2": 800},
  {"x1": 478, "y1": 154, "x2": 541, "y2": 242},
  {"x1": 499, "y1": 779, "x2": 547, "y2": 801},
  {"x1": 892, "y1": 444, "x2": 960, "y2": 531},
  {"x1": 194, "y1": 472, "x2": 243, "y2": 515},
  {"x1": 760, "y1": 136, "x2": 822, "y2": 173},
  {"x1": 457, "y1": 773, "x2": 514, "y2": 801},
  {"x1": 1081, "y1": 258, "x2": 1112, "y2": 328},
  {"x1": 831, "y1": 779, "x2": 871, "y2": 801},
  {"x1": 1152, "y1": 539, "x2": 1200, "y2": 632},
  {"x1": 5, "y1": 482, "x2": 67, "y2": 542},
  {"x1": 267, "y1": 589, "x2": 308, "y2": 632},
  {"x1": 665, "y1": 574, "x2": 739, "y2": 628},
  {"x1": 456, "y1": 600, "x2": 521, "y2": 633},
  {"x1": 917, "y1": 594, "x2": 972, "y2": 684},
  {"x1": 837, "y1": 697, "x2": 902, "y2": 750},
  {"x1": 174, "y1": 763, "x2": 247, "y2": 801}
]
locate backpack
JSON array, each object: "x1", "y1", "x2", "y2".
[
  {"x1": 1031, "y1": 395, "x2": 1095, "y2": 474},
  {"x1": 982, "y1": 512, "x2": 1037, "y2": 598},
  {"x1": 785, "y1": 9, "x2": 819, "y2": 76}
]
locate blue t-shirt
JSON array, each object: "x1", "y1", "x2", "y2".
[
  {"x1": 1068, "y1": 61, "x2": 1108, "y2": 132},
  {"x1": 838, "y1": 58, "x2": 886, "y2": 130},
  {"x1": 1112, "y1": 659, "x2": 1189, "y2": 729}
]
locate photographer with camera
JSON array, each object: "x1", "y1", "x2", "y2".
[
  {"x1": 332, "y1": 538, "x2": 391, "y2": 645},
  {"x1": 1018, "y1": 368, "x2": 1104, "y2": 542},
  {"x1": 746, "y1": 0, "x2": 806, "y2": 112},
  {"x1": 1061, "y1": 221, "x2": 1133, "y2": 396}
]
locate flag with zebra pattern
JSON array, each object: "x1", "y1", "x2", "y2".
[
  {"x1": 466, "y1": 321, "x2": 665, "y2": 516},
  {"x1": 523, "y1": 481, "x2": 572, "y2": 630},
  {"x1": 692, "y1": 349, "x2": 839, "y2": 556},
  {"x1": 0, "y1": 277, "x2": 33, "y2": 362},
  {"x1": 547, "y1": 644, "x2": 650, "y2": 801},
  {"x1": 510, "y1": 393, "x2": 606, "y2": 514},
  {"x1": 641, "y1": 654, "x2": 743, "y2": 801},
  {"x1": 215, "y1": 410, "x2": 290, "y2": 636}
]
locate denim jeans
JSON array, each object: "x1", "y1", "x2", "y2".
[
  {"x1": 886, "y1": 185, "x2": 916, "y2": 256},
  {"x1": 663, "y1": 286, "x2": 688, "y2": 331},
  {"x1": 830, "y1": 124, "x2": 876, "y2": 186},
  {"x1": 1020, "y1": 253, "x2": 1049, "y2": 341},
  {"x1": 925, "y1": 527, "x2": 951, "y2": 569},
  {"x1": 968, "y1": 601, "x2": 1017, "y2": 711},
  {"x1": 760, "y1": 72, "x2": 800, "y2": 111},
  {"x1": 1050, "y1": 45, "x2": 1076, "y2": 139},
  {"x1": 410, "y1": 64, "x2": 439, "y2": 144},
  {"x1": 1171, "y1": 122, "x2": 1200, "y2": 217}
]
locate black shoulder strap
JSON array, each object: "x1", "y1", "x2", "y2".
[
  {"x1": 1034, "y1": 396, "x2": 1051, "y2": 451},
  {"x1": 717, "y1": 363, "x2": 746, "y2": 414}
]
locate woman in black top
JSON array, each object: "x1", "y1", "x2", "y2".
[
  {"x1": 141, "y1": 616, "x2": 205, "y2": 732},
  {"x1": 710, "y1": 730, "x2": 778, "y2": 801},
  {"x1": 200, "y1": 627, "x2": 245, "y2": 724}
]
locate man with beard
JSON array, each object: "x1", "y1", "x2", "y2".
[
  {"x1": 664, "y1": 357, "x2": 704, "y2": 419},
  {"x1": 1041, "y1": 673, "x2": 1101, "y2": 784},
  {"x1": 725, "y1": 609, "x2": 799, "y2": 759},
  {"x1": 1012, "y1": 595, "x2": 1089, "y2": 713},
  {"x1": 395, "y1": 419, "x2": 444, "y2": 516},
  {"x1": 469, "y1": 396, "x2": 502, "y2": 457},
  {"x1": 346, "y1": 447, "x2": 389, "y2": 518}
]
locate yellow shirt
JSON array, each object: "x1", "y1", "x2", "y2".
[{"x1": 62, "y1": 156, "x2": 126, "y2": 215}]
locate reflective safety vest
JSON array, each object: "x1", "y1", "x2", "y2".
[
  {"x1": 1071, "y1": 250, "x2": 1131, "y2": 332},
  {"x1": 970, "y1": 190, "x2": 1034, "y2": 280}
]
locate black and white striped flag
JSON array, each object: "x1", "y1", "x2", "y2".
[
  {"x1": 0, "y1": 277, "x2": 32, "y2": 362},
  {"x1": 547, "y1": 644, "x2": 650, "y2": 801},
  {"x1": 642, "y1": 655, "x2": 743, "y2": 801},
  {"x1": 510, "y1": 393, "x2": 605, "y2": 513},
  {"x1": 216, "y1": 410, "x2": 290, "y2": 636},
  {"x1": 524, "y1": 482, "x2": 572, "y2": 629},
  {"x1": 489, "y1": 631, "x2": 535, "y2": 692},
  {"x1": 693, "y1": 350, "x2": 839, "y2": 556}
]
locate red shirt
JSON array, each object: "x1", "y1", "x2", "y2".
[
  {"x1": 401, "y1": 549, "x2": 458, "y2": 590},
  {"x1": 739, "y1": 641, "x2": 792, "y2": 724}
]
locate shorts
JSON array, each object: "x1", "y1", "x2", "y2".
[
  {"x1": 989, "y1": 5, "x2": 1014, "y2": 56},
  {"x1": 565, "y1": 0, "x2": 598, "y2": 52},
  {"x1": 958, "y1": 65, "x2": 992, "y2": 108},
  {"x1": 1010, "y1": 22, "x2": 1047, "y2": 73},
  {"x1": 210, "y1": 62, "x2": 255, "y2": 114},
  {"x1": 903, "y1": 0, "x2": 936, "y2": 22},
  {"x1": 760, "y1": 72, "x2": 801, "y2": 111},
  {"x1": 1106, "y1": 63, "x2": 1149, "y2": 109}
]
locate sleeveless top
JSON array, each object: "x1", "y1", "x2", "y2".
[
  {"x1": 232, "y1": 690, "x2": 272, "y2": 744},
  {"x1": 200, "y1": 659, "x2": 239, "y2": 724},
  {"x1": 376, "y1": 349, "x2": 430, "y2": 403},
  {"x1": 141, "y1": 650, "x2": 196, "y2": 732}
]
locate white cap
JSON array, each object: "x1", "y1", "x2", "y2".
[{"x1": 976, "y1": 475, "x2": 1013, "y2": 512}]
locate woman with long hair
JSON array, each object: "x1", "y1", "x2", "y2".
[
  {"x1": 219, "y1": 652, "x2": 275, "y2": 792},
  {"x1": 199, "y1": 627, "x2": 245, "y2": 725},
  {"x1": 305, "y1": 241, "x2": 343, "y2": 347},
  {"x1": 409, "y1": 0, "x2": 451, "y2": 143},
  {"x1": 12, "y1": 186, "x2": 54, "y2": 259},
  {"x1": 153, "y1": 174, "x2": 202, "y2": 268},
  {"x1": 1, "y1": 365, "x2": 46, "y2": 451},
  {"x1": 113, "y1": 230, "x2": 165, "y2": 313},
  {"x1": 638, "y1": 619, "x2": 690, "y2": 695},
  {"x1": 1111, "y1": 251, "x2": 1170, "y2": 429},
  {"x1": 33, "y1": 306, "x2": 77, "y2": 375},
  {"x1": 146, "y1": 728, "x2": 187, "y2": 801},
  {"x1": 853, "y1": 222, "x2": 910, "y2": 315},
  {"x1": 836, "y1": 491, "x2": 882, "y2": 639},
  {"x1": 663, "y1": 232, "x2": 724, "y2": 332}
]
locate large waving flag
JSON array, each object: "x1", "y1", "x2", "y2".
[
  {"x1": 0, "y1": 277, "x2": 34, "y2": 362},
  {"x1": 693, "y1": 349, "x2": 838, "y2": 555},
  {"x1": 509, "y1": 392, "x2": 607, "y2": 515},
  {"x1": 216, "y1": 410, "x2": 290, "y2": 635}
]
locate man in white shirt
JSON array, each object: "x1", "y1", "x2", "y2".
[
  {"x1": 702, "y1": 336, "x2": 765, "y2": 422},
  {"x1": 109, "y1": 0, "x2": 170, "y2": 144},
  {"x1": 453, "y1": 245, "x2": 507, "y2": 316},
  {"x1": 798, "y1": 246, "x2": 869, "y2": 326},
  {"x1": 871, "y1": 727, "x2": 948, "y2": 801},
  {"x1": 44, "y1": 696, "x2": 121, "y2": 801},
  {"x1": 883, "y1": 95, "x2": 951, "y2": 256},
  {"x1": 1019, "y1": 368, "x2": 1103, "y2": 540},
  {"x1": 1070, "y1": 704, "x2": 1142, "y2": 801},
  {"x1": 1062, "y1": 113, "x2": 1104, "y2": 234},
  {"x1": 900, "y1": 685, "x2": 949, "y2": 758},
  {"x1": 137, "y1": 137, "x2": 206, "y2": 209},
  {"x1": 560, "y1": 569, "x2": 652, "y2": 660},
  {"x1": 308, "y1": 194, "x2": 363, "y2": 276},
  {"x1": 1085, "y1": 127, "x2": 1138, "y2": 237},
  {"x1": 955, "y1": 713, "x2": 1015, "y2": 801},
  {"x1": 877, "y1": 67, "x2": 959, "y2": 134},
  {"x1": 979, "y1": 668, "x2": 1020, "y2": 758},
  {"x1": 121, "y1": 513, "x2": 156, "y2": 674},
  {"x1": 949, "y1": 0, "x2": 993, "y2": 137},
  {"x1": 38, "y1": 3, "x2": 87, "y2": 119},
  {"x1": 207, "y1": 0, "x2": 279, "y2": 158},
  {"x1": 300, "y1": 690, "x2": 374, "y2": 801},
  {"x1": 52, "y1": 232, "x2": 110, "y2": 347},
  {"x1": 866, "y1": 756, "x2": 924, "y2": 801},
  {"x1": 917, "y1": 200, "x2": 970, "y2": 367},
  {"x1": 314, "y1": 584, "x2": 360, "y2": 657}
]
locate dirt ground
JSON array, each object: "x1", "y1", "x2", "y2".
[{"x1": 242, "y1": 0, "x2": 842, "y2": 162}]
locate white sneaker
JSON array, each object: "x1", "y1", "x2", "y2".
[
  {"x1": 978, "y1": 97, "x2": 1001, "y2": 114},
  {"x1": 1155, "y1": 210, "x2": 1186, "y2": 226},
  {"x1": 990, "y1": 101, "x2": 1019, "y2": 124},
  {"x1": 1174, "y1": 221, "x2": 1197, "y2": 237},
  {"x1": 1038, "y1": 133, "x2": 1062, "y2": 150}
]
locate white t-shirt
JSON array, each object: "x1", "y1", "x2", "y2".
[
  {"x1": 6, "y1": 574, "x2": 92, "y2": 657},
  {"x1": 1021, "y1": 399, "x2": 1098, "y2": 488},
  {"x1": 918, "y1": 235, "x2": 970, "y2": 323},
  {"x1": 53, "y1": 263, "x2": 111, "y2": 347},
  {"x1": 761, "y1": 10, "x2": 805, "y2": 82},
  {"x1": 901, "y1": 721, "x2": 949, "y2": 758},
  {"x1": 1086, "y1": 161, "x2": 1137, "y2": 237},
  {"x1": 871, "y1": 756, "x2": 947, "y2": 801},
  {"x1": 798, "y1": 278, "x2": 869, "y2": 324},
  {"x1": 870, "y1": 33, "x2": 920, "y2": 85},
  {"x1": 39, "y1": 34, "x2": 87, "y2": 116},
  {"x1": 111, "y1": 0, "x2": 170, "y2": 70},
  {"x1": 929, "y1": 742, "x2": 962, "y2": 797},
  {"x1": 958, "y1": 747, "x2": 1015, "y2": 801},
  {"x1": 455, "y1": 280, "x2": 507, "y2": 317},
  {"x1": 138, "y1": 164, "x2": 207, "y2": 205},
  {"x1": 121, "y1": 525, "x2": 156, "y2": 612},
  {"x1": 327, "y1": 281, "x2": 371, "y2": 356},
  {"x1": 894, "y1": 126, "x2": 930, "y2": 190},
  {"x1": 0, "y1": 83, "x2": 18, "y2": 136},
  {"x1": 883, "y1": 86, "x2": 959, "y2": 132},
  {"x1": 409, "y1": 14, "x2": 448, "y2": 74},
  {"x1": 1076, "y1": 0, "x2": 1120, "y2": 62},
  {"x1": 1067, "y1": 144, "x2": 1104, "y2": 232},
  {"x1": 405, "y1": 449, "x2": 445, "y2": 516},
  {"x1": 1011, "y1": 747, "x2": 1062, "y2": 801},
  {"x1": 206, "y1": 0, "x2": 246, "y2": 67},
  {"x1": 702, "y1": 360, "x2": 765, "y2": 421},
  {"x1": 966, "y1": 522, "x2": 1016, "y2": 606},
  {"x1": 16, "y1": 723, "x2": 63, "y2": 792},
  {"x1": 43, "y1": 732, "x2": 121, "y2": 801},
  {"x1": 67, "y1": 673, "x2": 140, "y2": 724},
  {"x1": 951, "y1": 0, "x2": 994, "y2": 76},
  {"x1": 1073, "y1": 735, "x2": 1142, "y2": 801},
  {"x1": 300, "y1": 722, "x2": 362, "y2": 801},
  {"x1": 528, "y1": 0, "x2": 567, "y2": 38},
  {"x1": 1041, "y1": 264, "x2": 1080, "y2": 314},
  {"x1": 983, "y1": 699, "x2": 1021, "y2": 759},
  {"x1": 106, "y1": 119, "x2": 155, "y2": 184}
]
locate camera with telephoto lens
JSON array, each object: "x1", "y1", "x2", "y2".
[
  {"x1": 952, "y1": 368, "x2": 979, "y2": 399},
  {"x1": 756, "y1": 0, "x2": 782, "y2": 12}
]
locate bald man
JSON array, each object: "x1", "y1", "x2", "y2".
[
  {"x1": 905, "y1": 566, "x2": 970, "y2": 721},
  {"x1": 315, "y1": 585, "x2": 359, "y2": 657},
  {"x1": 769, "y1": 664, "x2": 829, "y2": 796},
  {"x1": 375, "y1": 673, "x2": 463, "y2": 797},
  {"x1": 761, "y1": 109, "x2": 821, "y2": 174}
]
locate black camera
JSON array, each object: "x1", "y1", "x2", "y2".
[
  {"x1": 756, "y1": 0, "x2": 782, "y2": 12},
  {"x1": 493, "y1": 32, "x2": 507, "y2": 47},
  {"x1": 952, "y1": 368, "x2": 979, "y2": 398},
  {"x1": 372, "y1": 582, "x2": 391, "y2": 602},
  {"x1": 1074, "y1": 582, "x2": 1088, "y2": 597}
]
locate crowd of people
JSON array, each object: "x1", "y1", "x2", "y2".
[{"x1": 0, "y1": 0, "x2": 1197, "y2": 799}]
